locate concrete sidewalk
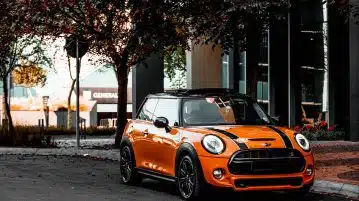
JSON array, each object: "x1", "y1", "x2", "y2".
[{"x1": 0, "y1": 147, "x2": 358, "y2": 199}]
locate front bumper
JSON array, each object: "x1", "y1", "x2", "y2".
[{"x1": 198, "y1": 154, "x2": 314, "y2": 191}]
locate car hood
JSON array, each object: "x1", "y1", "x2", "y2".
[{"x1": 203, "y1": 125, "x2": 295, "y2": 149}]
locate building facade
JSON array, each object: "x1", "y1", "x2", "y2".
[
  {"x1": 79, "y1": 87, "x2": 133, "y2": 125},
  {"x1": 131, "y1": 0, "x2": 359, "y2": 141}
]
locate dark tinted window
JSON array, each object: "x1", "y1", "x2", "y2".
[
  {"x1": 138, "y1": 98, "x2": 158, "y2": 121},
  {"x1": 152, "y1": 99, "x2": 179, "y2": 126}
]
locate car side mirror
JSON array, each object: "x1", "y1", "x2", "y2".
[{"x1": 154, "y1": 117, "x2": 171, "y2": 133}]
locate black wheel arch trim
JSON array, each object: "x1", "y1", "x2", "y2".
[
  {"x1": 120, "y1": 136, "x2": 137, "y2": 165},
  {"x1": 175, "y1": 142, "x2": 204, "y2": 178},
  {"x1": 120, "y1": 136, "x2": 132, "y2": 148}
]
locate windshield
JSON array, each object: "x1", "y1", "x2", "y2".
[{"x1": 182, "y1": 96, "x2": 275, "y2": 126}]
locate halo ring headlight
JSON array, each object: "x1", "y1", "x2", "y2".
[
  {"x1": 202, "y1": 135, "x2": 225, "y2": 154},
  {"x1": 295, "y1": 133, "x2": 311, "y2": 151}
]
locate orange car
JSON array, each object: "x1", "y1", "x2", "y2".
[{"x1": 119, "y1": 88, "x2": 314, "y2": 200}]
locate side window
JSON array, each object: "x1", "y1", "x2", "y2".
[
  {"x1": 152, "y1": 99, "x2": 179, "y2": 126},
  {"x1": 137, "y1": 98, "x2": 158, "y2": 121}
]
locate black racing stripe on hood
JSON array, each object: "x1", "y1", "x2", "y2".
[
  {"x1": 267, "y1": 125, "x2": 293, "y2": 148},
  {"x1": 207, "y1": 128, "x2": 248, "y2": 150}
]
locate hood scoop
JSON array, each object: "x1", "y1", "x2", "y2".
[{"x1": 248, "y1": 138, "x2": 276, "y2": 141}]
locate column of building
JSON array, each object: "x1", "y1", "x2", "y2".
[{"x1": 131, "y1": 54, "x2": 164, "y2": 118}]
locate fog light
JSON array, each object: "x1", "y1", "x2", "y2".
[
  {"x1": 213, "y1": 169, "x2": 223, "y2": 179},
  {"x1": 306, "y1": 167, "x2": 313, "y2": 176}
]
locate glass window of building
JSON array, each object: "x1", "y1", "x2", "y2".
[
  {"x1": 257, "y1": 30, "x2": 269, "y2": 102},
  {"x1": 238, "y1": 51, "x2": 246, "y2": 94},
  {"x1": 221, "y1": 54, "x2": 229, "y2": 88},
  {"x1": 299, "y1": 0, "x2": 326, "y2": 119},
  {"x1": 259, "y1": 32, "x2": 269, "y2": 65}
]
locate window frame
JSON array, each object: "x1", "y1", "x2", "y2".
[
  {"x1": 136, "y1": 97, "x2": 159, "y2": 122},
  {"x1": 151, "y1": 97, "x2": 181, "y2": 127},
  {"x1": 136, "y1": 97, "x2": 182, "y2": 127}
]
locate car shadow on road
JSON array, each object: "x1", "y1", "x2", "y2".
[
  {"x1": 139, "y1": 178, "x2": 318, "y2": 201},
  {"x1": 140, "y1": 179, "x2": 178, "y2": 196}
]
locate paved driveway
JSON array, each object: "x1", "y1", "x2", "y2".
[{"x1": 0, "y1": 155, "x2": 354, "y2": 201}]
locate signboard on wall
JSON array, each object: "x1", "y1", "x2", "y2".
[{"x1": 77, "y1": 87, "x2": 132, "y2": 104}]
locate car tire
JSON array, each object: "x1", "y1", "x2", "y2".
[
  {"x1": 176, "y1": 155, "x2": 206, "y2": 200},
  {"x1": 120, "y1": 145, "x2": 141, "y2": 185}
]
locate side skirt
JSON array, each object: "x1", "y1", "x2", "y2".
[{"x1": 136, "y1": 168, "x2": 177, "y2": 183}]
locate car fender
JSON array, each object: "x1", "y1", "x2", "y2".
[{"x1": 175, "y1": 142, "x2": 204, "y2": 178}]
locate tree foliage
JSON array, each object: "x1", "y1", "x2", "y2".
[
  {"x1": 0, "y1": 0, "x2": 52, "y2": 144},
  {"x1": 328, "y1": 0, "x2": 359, "y2": 24},
  {"x1": 25, "y1": 0, "x2": 190, "y2": 67},
  {"x1": 24, "y1": 0, "x2": 191, "y2": 145},
  {"x1": 12, "y1": 62, "x2": 47, "y2": 88},
  {"x1": 176, "y1": 0, "x2": 287, "y2": 52},
  {"x1": 164, "y1": 45, "x2": 186, "y2": 88}
]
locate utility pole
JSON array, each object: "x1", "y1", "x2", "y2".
[{"x1": 76, "y1": 38, "x2": 80, "y2": 148}]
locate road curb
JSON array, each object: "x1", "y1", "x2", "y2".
[
  {"x1": 0, "y1": 147, "x2": 358, "y2": 199},
  {"x1": 0, "y1": 147, "x2": 121, "y2": 161},
  {"x1": 312, "y1": 180, "x2": 359, "y2": 199}
]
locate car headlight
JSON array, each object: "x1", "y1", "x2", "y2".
[
  {"x1": 202, "y1": 135, "x2": 225, "y2": 154},
  {"x1": 295, "y1": 133, "x2": 311, "y2": 151}
]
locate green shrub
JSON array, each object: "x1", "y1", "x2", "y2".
[
  {"x1": 0, "y1": 125, "x2": 116, "y2": 147},
  {"x1": 85, "y1": 127, "x2": 116, "y2": 136},
  {"x1": 44, "y1": 126, "x2": 115, "y2": 136},
  {"x1": 302, "y1": 130, "x2": 346, "y2": 141},
  {"x1": 0, "y1": 125, "x2": 51, "y2": 147}
]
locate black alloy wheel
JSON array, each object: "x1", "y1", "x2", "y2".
[
  {"x1": 177, "y1": 155, "x2": 204, "y2": 200},
  {"x1": 120, "y1": 145, "x2": 140, "y2": 184}
]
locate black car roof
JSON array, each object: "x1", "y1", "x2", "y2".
[{"x1": 147, "y1": 88, "x2": 253, "y2": 100}]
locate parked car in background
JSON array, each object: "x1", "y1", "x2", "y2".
[{"x1": 119, "y1": 88, "x2": 314, "y2": 200}]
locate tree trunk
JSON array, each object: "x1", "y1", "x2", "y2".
[
  {"x1": 67, "y1": 79, "x2": 76, "y2": 129},
  {"x1": 115, "y1": 66, "x2": 128, "y2": 147},
  {"x1": 245, "y1": 19, "x2": 261, "y2": 99},
  {"x1": 2, "y1": 76, "x2": 15, "y2": 144}
]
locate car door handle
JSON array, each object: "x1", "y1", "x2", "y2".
[{"x1": 143, "y1": 129, "x2": 149, "y2": 136}]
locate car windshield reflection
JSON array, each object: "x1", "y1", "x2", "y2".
[{"x1": 182, "y1": 96, "x2": 276, "y2": 126}]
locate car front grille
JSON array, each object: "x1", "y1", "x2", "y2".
[{"x1": 228, "y1": 149, "x2": 306, "y2": 175}]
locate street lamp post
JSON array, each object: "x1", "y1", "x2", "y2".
[
  {"x1": 75, "y1": 38, "x2": 80, "y2": 148},
  {"x1": 64, "y1": 34, "x2": 89, "y2": 148},
  {"x1": 42, "y1": 96, "x2": 49, "y2": 129}
]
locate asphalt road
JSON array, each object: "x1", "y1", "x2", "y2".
[{"x1": 0, "y1": 155, "x2": 354, "y2": 201}]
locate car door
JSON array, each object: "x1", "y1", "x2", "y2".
[
  {"x1": 150, "y1": 98, "x2": 181, "y2": 177},
  {"x1": 132, "y1": 98, "x2": 159, "y2": 170}
]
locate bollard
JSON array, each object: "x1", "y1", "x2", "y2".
[
  {"x1": 38, "y1": 119, "x2": 44, "y2": 133},
  {"x1": 38, "y1": 119, "x2": 45, "y2": 145},
  {"x1": 80, "y1": 119, "x2": 86, "y2": 139},
  {"x1": 83, "y1": 119, "x2": 86, "y2": 139}
]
